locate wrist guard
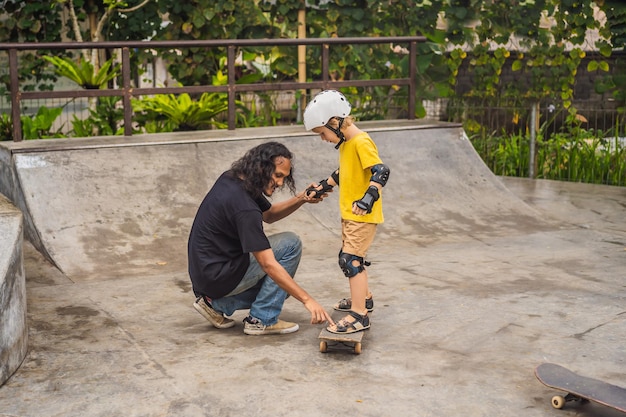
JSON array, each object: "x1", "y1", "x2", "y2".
[
  {"x1": 306, "y1": 178, "x2": 334, "y2": 198},
  {"x1": 354, "y1": 185, "x2": 380, "y2": 213}
]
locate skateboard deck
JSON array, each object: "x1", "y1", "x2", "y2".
[
  {"x1": 318, "y1": 317, "x2": 366, "y2": 354},
  {"x1": 535, "y1": 363, "x2": 626, "y2": 412}
]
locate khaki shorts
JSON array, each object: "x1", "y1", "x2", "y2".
[{"x1": 341, "y1": 220, "x2": 377, "y2": 258}]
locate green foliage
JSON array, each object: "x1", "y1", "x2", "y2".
[
  {"x1": 257, "y1": 0, "x2": 617, "y2": 119},
  {"x1": 72, "y1": 96, "x2": 125, "y2": 136},
  {"x1": 132, "y1": 93, "x2": 229, "y2": 132},
  {"x1": 537, "y1": 126, "x2": 626, "y2": 185},
  {"x1": 43, "y1": 56, "x2": 121, "y2": 89},
  {"x1": 465, "y1": 0, "x2": 600, "y2": 109},
  {"x1": 1, "y1": 107, "x2": 64, "y2": 141},
  {"x1": 0, "y1": 0, "x2": 170, "y2": 98},
  {"x1": 22, "y1": 107, "x2": 64, "y2": 139},
  {"x1": 0, "y1": 1, "x2": 61, "y2": 41},
  {"x1": 21, "y1": 106, "x2": 65, "y2": 140},
  {"x1": 514, "y1": 45, "x2": 586, "y2": 110},
  {"x1": 594, "y1": 57, "x2": 626, "y2": 114},
  {"x1": 598, "y1": 0, "x2": 626, "y2": 49},
  {"x1": 466, "y1": 116, "x2": 626, "y2": 186},
  {"x1": 0, "y1": 113, "x2": 14, "y2": 141},
  {"x1": 492, "y1": 132, "x2": 531, "y2": 178},
  {"x1": 441, "y1": 0, "x2": 480, "y2": 45},
  {"x1": 105, "y1": 1, "x2": 171, "y2": 42},
  {"x1": 235, "y1": 94, "x2": 281, "y2": 128},
  {"x1": 0, "y1": 0, "x2": 65, "y2": 95},
  {"x1": 467, "y1": 45, "x2": 510, "y2": 98},
  {"x1": 53, "y1": 0, "x2": 172, "y2": 42},
  {"x1": 157, "y1": 0, "x2": 272, "y2": 86},
  {"x1": 3, "y1": 0, "x2": 626, "y2": 148}
]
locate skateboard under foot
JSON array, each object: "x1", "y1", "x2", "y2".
[
  {"x1": 318, "y1": 327, "x2": 365, "y2": 354},
  {"x1": 318, "y1": 313, "x2": 367, "y2": 354}
]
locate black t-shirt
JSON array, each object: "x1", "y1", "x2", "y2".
[{"x1": 188, "y1": 171, "x2": 272, "y2": 298}]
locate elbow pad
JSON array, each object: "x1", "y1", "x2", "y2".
[{"x1": 371, "y1": 164, "x2": 390, "y2": 187}]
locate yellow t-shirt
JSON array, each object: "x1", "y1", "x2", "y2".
[{"x1": 338, "y1": 132, "x2": 384, "y2": 224}]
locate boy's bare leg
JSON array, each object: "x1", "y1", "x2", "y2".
[
  {"x1": 328, "y1": 269, "x2": 369, "y2": 331},
  {"x1": 348, "y1": 271, "x2": 369, "y2": 316}
]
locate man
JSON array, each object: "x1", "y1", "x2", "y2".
[{"x1": 188, "y1": 141, "x2": 333, "y2": 335}]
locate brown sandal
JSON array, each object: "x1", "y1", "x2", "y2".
[
  {"x1": 327, "y1": 310, "x2": 370, "y2": 334},
  {"x1": 334, "y1": 296, "x2": 374, "y2": 312}
]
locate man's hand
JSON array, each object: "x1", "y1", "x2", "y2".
[
  {"x1": 303, "y1": 182, "x2": 332, "y2": 203},
  {"x1": 304, "y1": 299, "x2": 334, "y2": 325}
]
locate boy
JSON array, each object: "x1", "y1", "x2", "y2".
[{"x1": 303, "y1": 90, "x2": 390, "y2": 334}]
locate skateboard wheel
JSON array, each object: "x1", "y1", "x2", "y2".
[
  {"x1": 354, "y1": 342, "x2": 362, "y2": 354},
  {"x1": 320, "y1": 341, "x2": 328, "y2": 353},
  {"x1": 551, "y1": 395, "x2": 565, "y2": 409}
]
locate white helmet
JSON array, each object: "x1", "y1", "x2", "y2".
[{"x1": 303, "y1": 90, "x2": 351, "y2": 131}]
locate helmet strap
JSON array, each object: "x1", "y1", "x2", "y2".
[{"x1": 325, "y1": 117, "x2": 345, "y2": 150}]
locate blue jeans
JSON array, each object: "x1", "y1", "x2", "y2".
[{"x1": 211, "y1": 231, "x2": 302, "y2": 326}]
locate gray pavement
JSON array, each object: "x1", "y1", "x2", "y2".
[{"x1": 0, "y1": 122, "x2": 625, "y2": 417}]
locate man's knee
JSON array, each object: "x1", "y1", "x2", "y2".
[
  {"x1": 287, "y1": 231, "x2": 302, "y2": 247},
  {"x1": 338, "y1": 250, "x2": 366, "y2": 278},
  {"x1": 284, "y1": 231, "x2": 302, "y2": 256},
  {"x1": 270, "y1": 232, "x2": 302, "y2": 277},
  {"x1": 271, "y1": 231, "x2": 302, "y2": 252}
]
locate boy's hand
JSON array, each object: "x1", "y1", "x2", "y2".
[
  {"x1": 353, "y1": 185, "x2": 379, "y2": 214},
  {"x1": 304, "y1": 181, "x2": 333, "y2": 202}
]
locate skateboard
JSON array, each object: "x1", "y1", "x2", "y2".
[
  {"x1": 318, "y1": 317, "x2": 366, "y2": 354},
  {"x1": 535, "y1": 363, "x2": 626, "y2": 412}
]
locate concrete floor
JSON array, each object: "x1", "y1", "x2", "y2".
[{"x1": 0, "y1": 124, "x2": 624, "y2": 417}]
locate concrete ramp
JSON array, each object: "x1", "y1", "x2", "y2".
[
  {"x1": 0, "y1": 122, "x2": 553, "y2": 282},
  {"x1": 0, "y1": 194, "x2": 27, "y2": 386}
]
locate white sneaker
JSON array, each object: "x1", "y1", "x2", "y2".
[
  {"x1": 193, "y1": 297, "x2": 235, "y2": 329},
  {"x1": 243, "y1": 316, "x2": 299, "y2": 335}
]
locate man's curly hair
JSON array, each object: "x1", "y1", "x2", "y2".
[{"x1": 230, "y1": 141, "x2": 296, "y2": 199}]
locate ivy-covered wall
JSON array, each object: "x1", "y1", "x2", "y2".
[{"x1": 455, "y1": 52, "x2": 625, "y2": 103}]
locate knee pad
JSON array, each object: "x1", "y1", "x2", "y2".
[{"x1": 338, "y1": 251, "x2": 365, "y2": 278}]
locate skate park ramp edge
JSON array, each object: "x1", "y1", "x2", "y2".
[{"x1": 0, "y1": 121, "x2": 554, "y2": 282}]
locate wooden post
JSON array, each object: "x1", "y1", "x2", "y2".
[
  {"x1": 228, "y1": 45, "x2": 236, "y2": 130},
  {"x1": 297, "y1": 4, "x2": 307, "y2": 122},
  {"x1": 529, "y1": 102, "x2": 540, "y2": 178},
  {"x1": 9, "y1": 49, "x2": 22, "y2": 142},
  {"x1": 122, "y1": 47, "x2": 133, "y2": 137}
]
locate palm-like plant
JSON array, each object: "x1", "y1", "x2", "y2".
[
  {"x1": 132, "y1": 93, "x2": 229, "y2": 132},
  {"x1": 43, "y1": 56, "x2": 120, "y2": 89}
]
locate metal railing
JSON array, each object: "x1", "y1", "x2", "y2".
[{"x1": 0, "y1": 36, "x2": 426, "y2": 142}]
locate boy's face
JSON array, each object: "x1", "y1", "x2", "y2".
[
  {"x1": 312, "y1": 126, "x2": 341, "y2": 145},
  {"x1": 264, "y1": 156, "x2": 292, "y2": 196}
]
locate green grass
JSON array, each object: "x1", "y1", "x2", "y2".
[{"x1": 467, "y1": 126, "x2": 626, "y2": 186}]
